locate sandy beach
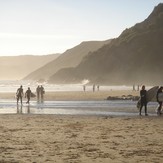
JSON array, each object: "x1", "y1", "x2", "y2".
[
  {"x1": 0, "y1": 90, "x2": 162, "y2": 162},
  {"x1": 0, "y1": 114, "x2": 162, "y2": 163}
]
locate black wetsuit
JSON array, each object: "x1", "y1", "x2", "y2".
[
  {"x1": 17, "y1": 88, "x2": 23, "y2": 104},
  {"x1": 36, "y1": 86, "x2": 40, "y2": 101},
  {"x1": 40, "y1": 86, "x2": 45, "y2": 102},
  {"x1": 156, "y1": 88, "x2": 162, "y2": 114},
  {"x1": 140, "y1": 89, "x2": 147, "y2": 115},
  {"x1": 25, "y1": 89, "x2": 31, "y2": 104}
]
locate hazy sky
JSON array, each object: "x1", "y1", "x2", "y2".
[{"x1": 0, "y1": 0, "x2": 162, "y2": 56}]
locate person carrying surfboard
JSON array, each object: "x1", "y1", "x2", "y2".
[
  {"x1": 25, "y1": 87, "x2": 32, "y2": 104},
  {"x1": 156, "y1": 86, "x2": 163, "y2": 115},
  {"x1": 139, "y1": 85, "x2": 148, "y2": 116},
  {"x1": 40, "y1": 85, "x2": 45, "y2": 102}
]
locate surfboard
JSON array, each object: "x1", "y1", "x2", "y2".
[
  {"x1": 137, "y1": 86, "x2": 160, "y2": 109},
  {"x1": 146, "y1": 86, "x2": 159, "y2": 102},
  {"x1": 31, "y1": 92, "x2": 36, "y2": 98},
  {"x1": 158, "y1": 93, "x2": 163, "y2": 101}
]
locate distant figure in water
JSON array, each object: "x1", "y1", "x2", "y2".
[
  {"x1": 139, "y1": 85, "x2": 148, "y2": 116},
  {"x1": 36, "y1": 85, "x2": 40, "y2": 101},
  {"x1": 25, "y1": 87, "x2": 32, "y2": 104},
  {"x1": 40, "y1": 85, "x2": 45, "y2": 102},
  {"x1": 156, "y1": 86, "x2": 163, "y2": 115},
  {"x1": 83, "y1": 85, "x2": 86, "y2": 92},
  {"x1": 133, "y1": 84, "x2": 135, "y2": 91},
  {"x1": 93, "y1": 84, "x2": 95, "y2": 92},
  {"x1": 97, "y1": 85, "x2": 100, "y2": 91},
  {"x1": 16, "y1": 85, "x2": 24, "y2": 105}
]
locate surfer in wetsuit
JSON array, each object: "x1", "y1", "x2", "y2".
[
  {"x1": 36, "y1": 85, "x2": 40, "y2": 102},
  {"x1": 40, "y1": 85, "x2": 45, "y2": 102},
  {"x1": 25, "y1": 87, "x2": 32, "y2": 104},
  {"x1": 156, "y1": 86, "x2": 163, "y2": 115},
  {"x1": 139, "y1": 85, "x2": 148, "y2": 116},
  {"x1": 16, "y1": 85, "x2": 24, "y2": 105}
]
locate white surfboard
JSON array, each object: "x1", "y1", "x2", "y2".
[
  {"x1": 137, "y1": 86, "x2": 160, "y2": 109},
  {"x1": 158, "y1": 92, "x2": 163, "y2": 101},
  {"x1": 146, "y1": 86, "x2": 159, "y2": 102},
  {"x1": 31, "y1": 92, "x2": 36, "y2": 98}
]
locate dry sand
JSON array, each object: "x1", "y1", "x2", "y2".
[
  {"x1": 0, "y1": 90, "x2": 162, "y2": 162},
  {"x1": 0, "y1": 115, "x2": 162, "y2": 163}
]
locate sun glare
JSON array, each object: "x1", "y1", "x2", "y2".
[{"x1": 0, "y1": 33, "x2": 82, "y2": 56}]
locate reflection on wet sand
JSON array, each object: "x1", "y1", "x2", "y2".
[
  {"x1": 27, "y1": 105, "x2": 30, "y2": 114},
  {"x1": 0, "y1": 100, "x2": 158, "y2": 116},
  {"x1": 37, "y1": 101, "x2": 44, "y2": 110},
  {"x1": 17, "y1": 104, "x2": 30, "y2": 114},
  {"x1": 17, "y1": 100, "x2": 45, "y2": 114},
  {"x1": 17, "y1": 104, "x2": 22, "y2": 114}
]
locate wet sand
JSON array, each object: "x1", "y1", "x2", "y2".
[
  {"x1": 0, "y1": 90, "x2": 139, "y2": 101},
  {"x1": 0, "y1": 114, "x2": 163, "y2": 163}
]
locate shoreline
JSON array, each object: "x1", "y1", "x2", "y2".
[
  {"x1": 0, "y1": 90, "x2": 159, "y2": 117},
  {"x1": 0, "y1": 90, "x2": 139, "y2": 101}
]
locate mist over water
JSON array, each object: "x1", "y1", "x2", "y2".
[
  {"x1": 0, "y1": 80, "x2": 152, "y2": 92},
  {"x1": 0, "y1": 80, "x2": 157, "y2": 116}
]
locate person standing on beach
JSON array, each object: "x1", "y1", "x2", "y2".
[
  {"x1": 139, "y1": 85, "x2": 148, "y2": 116},
  {"x1": 97, "y1": 85, "x2": 100, "y2": 91},
  {"x1": 40, "y1": 85, "x2": 45, "y2": 102},
  {"x1": 133, "y1": 84, "x2": 135, "y2": 91},
  {"x1": 25, "y1": 87, "x2": 32, "y2": 104},
  {"x1": 83, "y1": 85, "x2": 86, "y2": 92},
  {"x1": 16, "y1": 85, "x2": 24, "y2": 105},
  {"x1": 36, "y1": 85, "x2": 40, "y2": 101},
  {"x1": 93, "y1": 84, "x2": 95, "y2": 92},
  {"x1": 156, "y1": 86, "x2": 163, "y2": 115}
]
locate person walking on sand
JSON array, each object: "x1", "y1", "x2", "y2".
[
  {"x1": 16, "y1": 85, "x2": 24, "y2": 105},
  {"x1": 40, "y1": 85, "x2": 45, "y2": 102},
  {"x1": 25, "y1": 87, "x2": 32, "y2": 104},
  {"x1": 139, "y1": 85, "x2": 148, "y2": 116},
  {"x1": 156, "y1": 86, "x2": 163, "y2": 115}
]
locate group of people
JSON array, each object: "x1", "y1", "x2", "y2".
[
  {"x1": 133, "y1": 84, "x2": 140, "y2": 91},
  {"x1": 139, "y1": 85, "x2": 163, "y2": 116},
  {"x1": 36, "y1": 85, "x2": 45, "y2": 102},
  {"x1": 16, "y1": 85, "x2": 45, "y2": 104},
  {"x1": 83, "y1": 85, "x2": 100, "y2": 92},
  {"x1": 16, "y1": 84, "x2": 162, "y2": 115}
]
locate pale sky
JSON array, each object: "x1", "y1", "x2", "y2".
[{"x1": 0, "y1": 0, "x2": 163, "y2": 56}]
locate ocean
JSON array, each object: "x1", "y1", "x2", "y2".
[
  {"x1": 0, "y1": 81, "x2": 158, "y2": 116},
  {"x1": 0, "y1": 80, "x2": 135, "y2": 92}
]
